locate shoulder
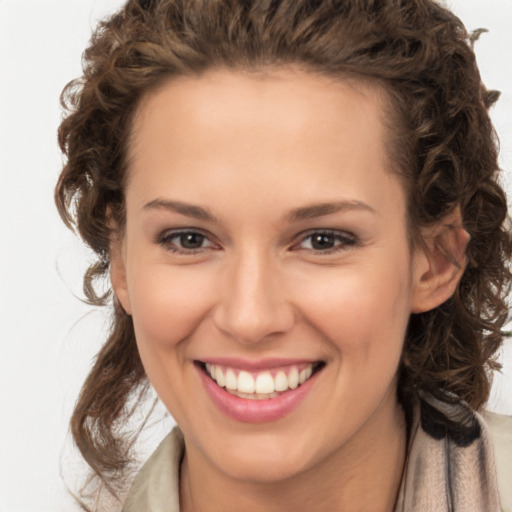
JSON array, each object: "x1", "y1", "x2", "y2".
[
  {"x1": 122, "y1": 427, "x2": 184, "y2": 512},
  {"x1": 482, "y1": 411, "x2": 512, "y2": 512}
]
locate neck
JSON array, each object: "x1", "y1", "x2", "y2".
[{"x1": 180, "y1": 394, "x2": 407, "y2": 512}]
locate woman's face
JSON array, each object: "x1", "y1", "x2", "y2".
[{"x1": 114, "y1": 68, "x2": 429, "y2": 482}]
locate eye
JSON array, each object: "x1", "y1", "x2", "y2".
[
  {"x1": 158, "y1": 230, "x2": 218, "y2": 254},
  {"x1": 294, "y1": 230, "x2": 357, "y2": 253}
]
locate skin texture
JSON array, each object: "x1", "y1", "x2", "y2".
[{"x1": 111, "y1": 68, "x2": 468, "y2": 512}]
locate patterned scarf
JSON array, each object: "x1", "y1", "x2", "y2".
[
  {"x1": 123, "y1": 394, "x2": 503, "y2": 511},
  {"x1": 394, "y1": 392, "x2": 501, "y2": 511}
]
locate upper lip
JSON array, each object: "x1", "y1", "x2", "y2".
[{"x1": 197, "y1": 357, "x2": 323, "y2": 372}]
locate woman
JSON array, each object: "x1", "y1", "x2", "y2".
[{"x1": 56, "y1": 0, "x2": 512, "y2": 510}]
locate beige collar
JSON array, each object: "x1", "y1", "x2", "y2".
[{"x1": 122, "y1": 400, "x2": 510, "y2": 512}]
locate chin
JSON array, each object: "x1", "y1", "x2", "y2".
[
  {"x1": 220, "y1": 454, "x2": 310, "y2": 484},
  {"x1": 204, "y1": 428, "x2": 321, "y2": 484}
]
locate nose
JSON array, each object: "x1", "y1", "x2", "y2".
[{"x1": 212, "y1": 249, "x2": 295, "y2": 344}]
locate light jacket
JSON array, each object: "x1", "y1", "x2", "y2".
[{"x1": 122, "y1": 397, "x2": 512, "y2": 512}]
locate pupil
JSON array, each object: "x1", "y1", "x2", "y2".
[
  {"x1": 180, "y1": 233, "x2": 204, "y2": 249},
  {"x1": 312, "y1": 233, "x2": 334, "y2": 250}
]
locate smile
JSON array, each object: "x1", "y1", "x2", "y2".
[
  {"x1": 196, "y1": 360, "x2": 325, "y2": 423},
  {"x1": 203, "y1": 362, "x2": 321, "y2": 399}
]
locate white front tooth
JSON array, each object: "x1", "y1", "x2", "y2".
[
  {"x1": 237, "y1": 371, "x2": 255, "y2": 393},
  {"x1": 225, "y1": 369, "x2": 237, "y2": 390},
  {"x1": 274, "y1": 371, "x2": 288, "y2": 392},
  {"x1": 215, "y1": 366, "x2": 225, "y2": 387},
  {"x1": 288, "y1": 367, "x2": 299, "y2": 389},
  {"x1": 305, "y1": 365, "x2": 313, "y2": 380},
  {"x1": 255, "y1": 372, "x2": 274, "y2": 394},
  {"x1": 299, "y1": 368, "x2": 308, "y2": 385}
]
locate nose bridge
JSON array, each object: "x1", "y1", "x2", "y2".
[{"x1": 213, "y1": 245, "x2": 293, "y2": 343}]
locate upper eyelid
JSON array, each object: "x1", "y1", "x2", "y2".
[
  {"x1": 158, "y1": 227, "x2": 212, "y2": 240},
  {"x1": 295, "y1": 228, "x2": 356, "y2": 242}
]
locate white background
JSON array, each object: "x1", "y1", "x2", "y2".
[{"x1": 0, "y1": 1, "x2": 511, "y2": 511}]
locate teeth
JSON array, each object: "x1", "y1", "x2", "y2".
[
  {"x1": 255, "y1": 373, "x2": 274, "y2": 394},
  {"x1": 233, "y1": 390, "x2": 280, "y2": 400},
  {"x1": 215, "y1": 366, "x2": 225, "y2": 387},
  {"x1": 238, "y1": 371, "x2": 255, "y2": 393},
  {"x1": 288, "y1": 367, "x2": 299, "y2": 389},
  {"x1": 225, "y1": 369, "x2": 237, "y2": 390},
  {"x1": 274, "y1": 371, "x2": 288, "y2": 392},
  {"x1": 299, "y1": 366, "x2": 312, "y2": 385},
  {"x1": 204, "y1": 362, "x2": 318, "y2": 399}
]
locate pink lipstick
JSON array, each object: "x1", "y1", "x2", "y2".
[{"x1": 196, "y1": 360, "x2": 324, "y2": 423}]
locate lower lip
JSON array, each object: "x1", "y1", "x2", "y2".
[{"x1": 197, "y1": 364, "x2": 322, "y2": 423}]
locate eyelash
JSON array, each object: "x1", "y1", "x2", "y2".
[
  {"x1": 157, "y1": 229, "x2": 217, "y2": 255},
  {"x1": 293, "y1": 230, "x2": 358, "y2": 254},
  {"x1": 157, "y1": 229, "x2": 357, "y2": 255}
]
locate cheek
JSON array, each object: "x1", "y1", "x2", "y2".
[
  {"x1": 292, "y1": 258, "x2": 412, "y2": 360},
  {"x1": 127, "y1": 263, "x2": 214, "y2": 349},
  {"x1": 126, "y1": 263, "x2": 216, "y2": 418}
]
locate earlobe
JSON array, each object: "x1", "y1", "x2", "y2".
[
  {"x1": 110, "y1": 231, "x2": 132, "y2": 315},
  {"x1": 411, "y1": 210, "x2": 470, "y2": 314}
]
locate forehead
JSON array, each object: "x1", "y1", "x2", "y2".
[
  {"x1": 126, "y1": 67, "x2": 405, "y2": 226},
  {"x1": 129, "y1": 66, "x2": 391, "y2": 167}
]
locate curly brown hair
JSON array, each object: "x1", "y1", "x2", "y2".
[{"x1": 55, "y1": 0, "x2": 511, "y2": 505}]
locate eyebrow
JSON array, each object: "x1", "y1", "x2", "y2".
[
  {"x1": 143, "y1": 198, "x2": 375, "y2": 223},
  {"x1": 143, "y1": 199, "x2": 218, "y2": 222},
  {"x1": 286, "y1": 201, "x2": 375, "y2": 222}
]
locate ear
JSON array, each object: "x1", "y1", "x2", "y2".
[
  {"x1": 410, "y1": 209, "x2": 470, "y2": 314},
  {"x1": 109, "y1": 223, "x2": 132, "y2": 315}
]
